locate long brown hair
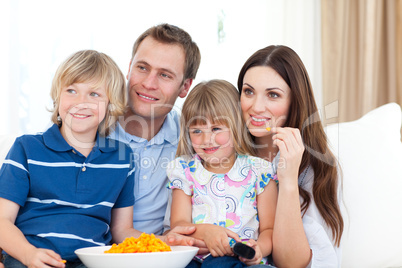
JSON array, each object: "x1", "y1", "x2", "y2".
[{"x1": 238, "y1": 45, "x2": 343, "y2": 246}]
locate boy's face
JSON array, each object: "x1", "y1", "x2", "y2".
[
  {"x1": 58, "y1": 82, "x2": 109, "y2": 144},
  {"x1": 126, "y1": 37, "x2": 192, "y2": 123}
]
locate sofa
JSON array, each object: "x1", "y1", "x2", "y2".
[{"x1": 0, "y1": 103, "x2": 401, "y2": 268}]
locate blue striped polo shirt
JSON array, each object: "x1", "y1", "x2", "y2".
[{"x1": 0, "y1": 124, "x2": 135, "y2": 261}]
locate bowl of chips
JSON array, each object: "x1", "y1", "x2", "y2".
[{"x1": 75, "y1": 234, "x2": 198, "y2": 268}]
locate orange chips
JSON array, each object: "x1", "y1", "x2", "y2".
[{"x1": 104, "y1": 233, "x2": 171, "y2": 253}]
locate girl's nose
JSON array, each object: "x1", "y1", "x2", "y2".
[{"x1": 203, "y1": 131, "x2": 214, "y2": 145}]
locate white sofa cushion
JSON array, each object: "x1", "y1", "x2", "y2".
[{"x1": 325, "y1": 103, "x2": 402, "y2": 268}]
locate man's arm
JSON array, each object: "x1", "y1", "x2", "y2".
[{"x1": 110, "y1": 206, "x2": 199, "y2": 247}]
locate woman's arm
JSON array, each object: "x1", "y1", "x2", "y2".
[
  {"x1": 271, "y1": 127, "x2": 311, "y2": 268},
  {"x1": 0, "y1": 198, "x2": 65, "y2": 268}
]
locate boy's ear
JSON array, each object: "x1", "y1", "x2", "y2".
[{"x1": 178, "y1": 78, "x2": 193, "y2": 98}]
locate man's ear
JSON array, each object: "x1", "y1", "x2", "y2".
[
  {"x1": 178, "y1": 78, "x2": 193, "y2": 98},
  {"x1": 126, "y1": 60, "x2": 132, "y2": 80}
]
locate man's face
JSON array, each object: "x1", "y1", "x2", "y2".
[{"x1": 126, "y1": 37, "x2": 191, "y2": 123}]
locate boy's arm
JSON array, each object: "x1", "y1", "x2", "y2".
[{"x1": 0, "y1": 198, "x2": 64, "y2": 268}]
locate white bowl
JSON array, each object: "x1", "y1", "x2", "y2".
[{"x1": 75, "y1": 245, "x2": 198, "y2": 268}]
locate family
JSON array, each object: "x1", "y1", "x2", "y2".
[{"x1": 0, "y1": 23, "x2": 343, "y2": 268}]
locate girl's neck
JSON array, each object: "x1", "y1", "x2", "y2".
[
  {"x1": 254, "y1": 135, "x2": 278, "y2": 162},
  {"x1": 202, "y1": 153, "x2": 237, "y2": 174},
  {"x1": 60, "y1": 125, "x2": 96, "y2": 157}
]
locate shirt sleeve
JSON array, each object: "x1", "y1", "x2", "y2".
[
  {"x1": 303, "y1": 215, "x2": 339, "y2": 268},
  {"x1": 253, "y1": 157, "x2": 277, "y2": 195},
  {"x1": 166, "y1": 157, "x2": 192, "y2": 196},
  {"x1": 113, "y1": 145, "x2": 135, "y2": 208},
  {"x1": 0, "y1": 137, "x2": 30, "y2": 206},
  {"x1": 301, "y1": 167, "x2": 341, "y2": 268}
]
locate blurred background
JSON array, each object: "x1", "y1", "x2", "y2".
[{"x1": 0, "y1": 0, "x2": 400, "y2": 136}]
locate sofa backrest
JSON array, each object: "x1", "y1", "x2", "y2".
[{"x1": 325, "y1": 102, "x2": 402, "y2": 268}]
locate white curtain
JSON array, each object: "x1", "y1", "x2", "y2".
[{"x1": 0, "y1": 0, "x2": 321, "y2": 136}]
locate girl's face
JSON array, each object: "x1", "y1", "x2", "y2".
[
  {"x1": 189, "y1": 120, "x2": 236, "y2": 173},
  {"x1": 240, "y1": 66, "x2": 291, "y2": 138},
  {"x1": 59, "y1": 81, "x2": 109, "y2": 143}
]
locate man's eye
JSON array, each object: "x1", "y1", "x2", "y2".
[
  {"x1": 90, "y1": 92, "x2": 100, "y2": 97},
  {"x1": 161, "y1": 73, "x2": 171, "y2": 79},
  {"x1": 66, "y1": 89, "x2": 76, "y2": 94},
  {"x1": 138, "y1": 65, "x2": 147, "y2": 71}
]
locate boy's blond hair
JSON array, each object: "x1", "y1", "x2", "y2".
[
  {"x1": 50, "y1": 50, "x2": 126, "y2": 136},
  {"x1": 177, "y1": 79, "x2": 255, "y2": 157}
]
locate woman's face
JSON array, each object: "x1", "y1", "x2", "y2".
[{"x1": 240, "y1": 66, "x2": 291, "y2": 138}]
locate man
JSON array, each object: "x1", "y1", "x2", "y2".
[{"x1": 109, "y1": 23, "x2": 201, "y2": 236}]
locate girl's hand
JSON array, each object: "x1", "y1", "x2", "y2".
[
  {"x1": 24, "y1": 248, "x2": 65, "y2": 268},
  {"x1": 203, "y1": 225, "x2": 240, "y2": 257},
  {"x1": 238, "y1": 239, "x2": 263, "y2": 266},
  {"x1": 272, "y1": 127, "x2": 305, "y2": 186}
]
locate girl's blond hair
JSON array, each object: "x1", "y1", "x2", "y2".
[
  {"x1": 50, "y1": 50, "x2": 126, "y2": 136},
  {"x1": 177, "y1": 79, "x2": 255, "y2": 157}
]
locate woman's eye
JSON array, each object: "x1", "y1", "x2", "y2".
[
  {"x1": 269, "y1": 92, "x2": 280, "y2": 98},
  {"x1": 66, "y1": 89, "x2": 76, "y2": 94},
  {"x1": 243, "y1": 88, "x2": 253, "y2": 95},
  {"x1": 212, "y1": 127, "x2": 221, "y2": 132},
  {"x1": 90, "y1": 92, "x2": 100, "y2": 97},
  {"x1": 192, "y1": 129, "x2": 201, "y2": 134}
]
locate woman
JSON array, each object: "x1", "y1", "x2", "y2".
[{"x1": 238, "y1": 45, "x2": 343, "y2": 268}]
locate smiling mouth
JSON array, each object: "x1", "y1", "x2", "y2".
[
  {"x1": 251, "y1": 116, "x2": 269, "y2": 122},
  {"x1": 138, "y1": 93, "x2": 158, "y2": 101},
  {"x1": 203, "y1": 146, "x2": 219, "y2": 153},
  {"x1": 71, "y1": 113, "x2": 91, "y2": 119}
]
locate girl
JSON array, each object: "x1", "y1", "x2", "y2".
[
  {"x1": 238, "y1": 45, "x2": 344, "y2": 267},
  {"x1": 167, "y1": 80, "x2": 278, "y2": 267},
  {"x1": 0, "y1": 50, "x2": 136, "y2": 268}
]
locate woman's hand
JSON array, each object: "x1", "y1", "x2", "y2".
[
  {"x1": 202, "y1": 225, "x2": 240, "y2": 257},
  {"x1": 238, "y1": 239, "x2": 262, "y2": 266},
  {"x1": 272, "y1": 127, "x2": 305, "y2": 186}
]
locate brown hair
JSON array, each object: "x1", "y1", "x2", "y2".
[
  {"x1": 131, "y1": 23, "x2": 201, "y2": 82},
  {"x1": 177, "y1": 79, "x2": 255, "y2": 157},
  {"x1": 238, "y1": 45, "x2": 343, "y2": 246},
  {"x1": 50, "y1": 50, "x2": 126, "y2": 136}
]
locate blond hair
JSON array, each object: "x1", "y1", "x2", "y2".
[
  {"x1": 177, "y1": 79, "x2": 255, "y2": 157},
  {"x1": 50, "y1": 50, "x2": 126, "y2": 136}
]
